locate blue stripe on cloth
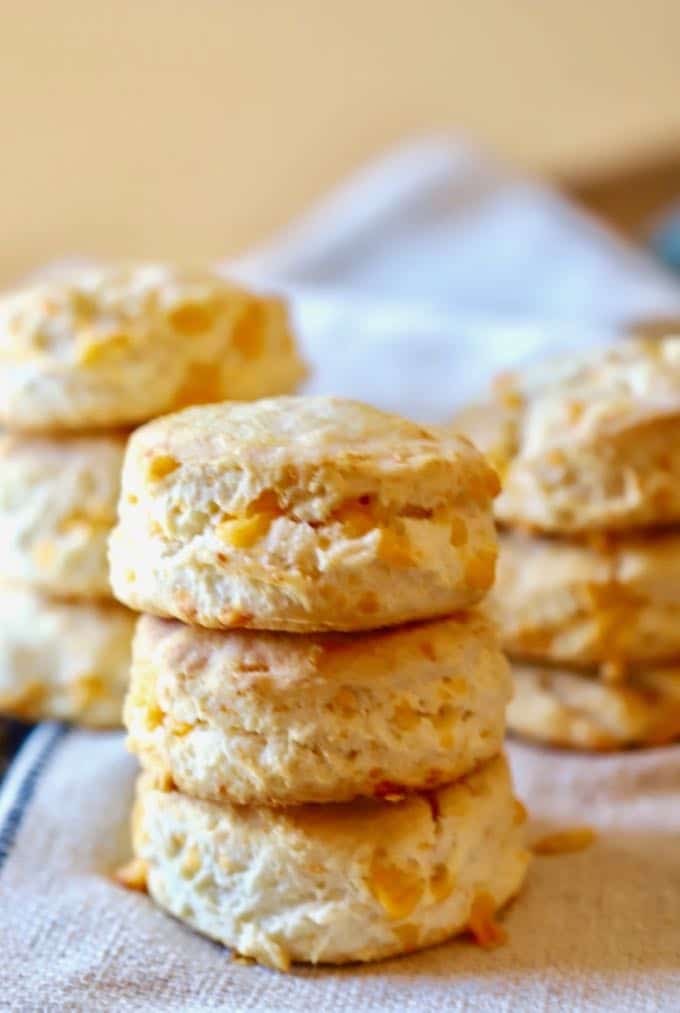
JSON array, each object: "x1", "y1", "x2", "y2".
[
  {"x1": 0, "y1": 720, "x2": 33, "y2": 784},
  {"x1": 0, "y1": 722, "x2": 68, "y2": 873}
]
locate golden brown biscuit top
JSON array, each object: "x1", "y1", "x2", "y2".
[
  {"x1": 128, "y1": 395, "x2": 498, "y2": 486},
  {"x1": 0, "y1": 263, "x2": 275, "y2": 363},
  {"x1": 454, "y1": 336, "x2": 680, "y2": 481},
  {"x1": 495, "y1": 336, "x2": 680, "y2": 451},
  {"x1": 134, "y1": 609, "x2": 500, "y2": 693}
]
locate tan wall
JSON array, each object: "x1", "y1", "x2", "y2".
[{"x1": 2, "y1": 1, "x2": 680, "y2": 284}]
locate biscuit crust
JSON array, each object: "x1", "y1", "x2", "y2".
[
  {"x1": 132, "y1": 755, "x2": 530, "y2": 968},
  {"x1": 493, "y1": 529, "x2": 680, "y2": 670},
  {"x1": 508, "y1": 661, "x2": 680, "y2": 750},
  {"x1": 0, "y1": 584, "x2": 134, "y2": 727},
  {"x1": 126, "y1": 611, "x2": 511, "y2": 805},
  {"x1": 0, "y1": 264, "x2": 306, "y2": 431},
  {"x1": 455, "y1": 337, "x2": 680, "y2": 533},
  {"x1": 0, "y1": 430, "x2": 125, "y2": 597},
  {"x1": 110, "y1": 397, "x2": 500, "y2": 631}
]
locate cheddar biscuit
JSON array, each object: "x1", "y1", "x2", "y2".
[
  {"x1": 493, "y1": 529, "x2": 680, "y2": 671},
  {"x1": 110, "y1": 397, "x2": 500, "y2": 631},
  {"x1": 126, "y1": 611, "x2": 510, "y2": 805},
  {"x1": 0, "y1": 264, "x2": 306, "y2": 431},
  {"x1": 132, "y1": 755, "x2": 529, "y2": 968},
  {"x1": 0, "y1": 430, "x2": 125, "y2": 597},
  {"x1": 0, "y1": 584, "x2": 134, "y2": 726},
  {"x1": 456, "y1": 337, "x2": 680, "y2": 533},
  {"x1": 508, "y1": 661, "x2": 680, "y2": 750}
]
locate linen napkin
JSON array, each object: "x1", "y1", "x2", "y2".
[{"x1": 2, "y1": 140, "x2": 680, "y2": 1012}]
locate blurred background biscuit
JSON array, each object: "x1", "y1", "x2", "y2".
[
  {"x1": 0, "y1": 430, "x2": 125, "y2": 597},
  {"x1": 0, "y1": 264, "x2": 306, "y2": 432},
  {"x1": 493, "y1": 528, "x2": 680, "y2": 671},
  {"x1": 458, "y1": 337, "x2": 680, "y2": 533},
  {"x1": 509, "y1": 661, "x2": 680, "y2": 751},
  {"x1": 0, "y1": 584, "x2": 135, "y2": 727}
]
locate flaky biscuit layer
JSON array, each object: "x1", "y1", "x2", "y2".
[
  {"x1": 132, "y1": 755, "x2": 530, "y2": 968},
  {"x1": 126, "y1": 611, "x2": 510, "y2": 805},
  {"x1": 111, "y1": 397, "x2": 500, "y2": 631}
]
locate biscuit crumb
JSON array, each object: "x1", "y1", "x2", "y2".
[
  {"x1": 533, "y1": 826, "x2": 596, "y2": 856},
  {"x1": 114, "y1": 857, "x2": 148, "y2": 892},
  {"x1": 231, "y1": 952, "x2": 256, "y2": 966},
  {"x1": 467, "y1": 892, "x2": 507, "y2": 948}
]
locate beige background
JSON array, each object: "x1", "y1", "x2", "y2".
[{"x1": 2, "y1": 1, "x2": 680, "y2": 285}]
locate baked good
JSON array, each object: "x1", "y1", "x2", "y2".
[
  {"x1": 509, "y1": 661, "x2": 680, "y2": 750},
  {"x1": 131, "y1": 755, "x2": 529, "y2": 968},
  {"x1": 455, "y1": 337, "x2": 680, "y2": 532},
  {"x1": 0, "y1": 264, "x2": 306, "y2": 431},
  {"x1": 0, "y1": 430, "x2": 125, "y2": 597},
  {"x1": 110, "y1": 397, "x2": 500, "y2": 631},
  {"x1": 493, "y1": 528, "x2": 680, "y2": 671},
  {"x1": 126, "y1": 610, "x2": 511, "y2": 805},
  {"x1": 0, "y1": 584, "x2": 134, "y2": 726}
]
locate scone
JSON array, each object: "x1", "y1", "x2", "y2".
[
  {"x1": 493, "y1": 529, "x2": 680, "y2": 671},
  {"x1": 455, "y1": 337, "x2": 680, "y2": 532},
  {"x1": 125, "y1": 611, "x2": 511, "y2": 805},
  {"x1": 509, "y1": 661, "x2": 680, "y2": 750},
  {"x1": 132, "y1": 755, "x2": 529, "y2": 968},
  {"x1": 0, "y1": 264, "x2": 306, "y2": 431},
  {"x1": 0, "y1": 584, "x2": 135, "y2": 727},
  {"x1": 0, "y1": 430, "x2": 125, "y2": 597},
  {"x1": 110, "y1": 397, "x2": 500, "y2": 632}
]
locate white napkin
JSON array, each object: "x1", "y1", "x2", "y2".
[{"x1": 3, "y1": 140, "x2": 680, "y2": 1012}]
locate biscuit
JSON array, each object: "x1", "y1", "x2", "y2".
[
  {"x1": 493, "y1": 529, "x2": 680, "y2": 671},
  {"x1": 0, "y1": 264, "x2": 306, "y2": 431},
  {"x1": 110, "y1": 397, "x2": 500, "y2": 631},
  {"x1": 508, "y1": 661, "x2": 680, "y2": 750},
  {"x1": 455, "y1": 337, "x2": 680, "y2": 532},
  {"x1": 0, "y1": 430, "x2": 125, "y2": 597},
  {"x1": 0, "y1": 584, "x2": 134, "y2": 726},
  {"x1": 126, "y1": 611, "x2": 511, "y2": 805},
  {"x1": 451, "y1": 399, "x2": 516, "y2": 481},
  {"x1": 132, "y1": 755, "x2": 529, "y2": 968}
]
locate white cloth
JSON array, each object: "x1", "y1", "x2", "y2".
[{"x1": 3, "y1": 140, "x2": 680, "y2": 1011}]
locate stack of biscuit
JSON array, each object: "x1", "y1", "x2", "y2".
[
  {"x1": 457, "y1": 336, "x2": 680, "y2": 751},
  {"x1": 0, "y1": 264, "x2": 305, "y2": 726},
  {"x1": 111, "y1": 395, "x2": 530, "y2": 969}
]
